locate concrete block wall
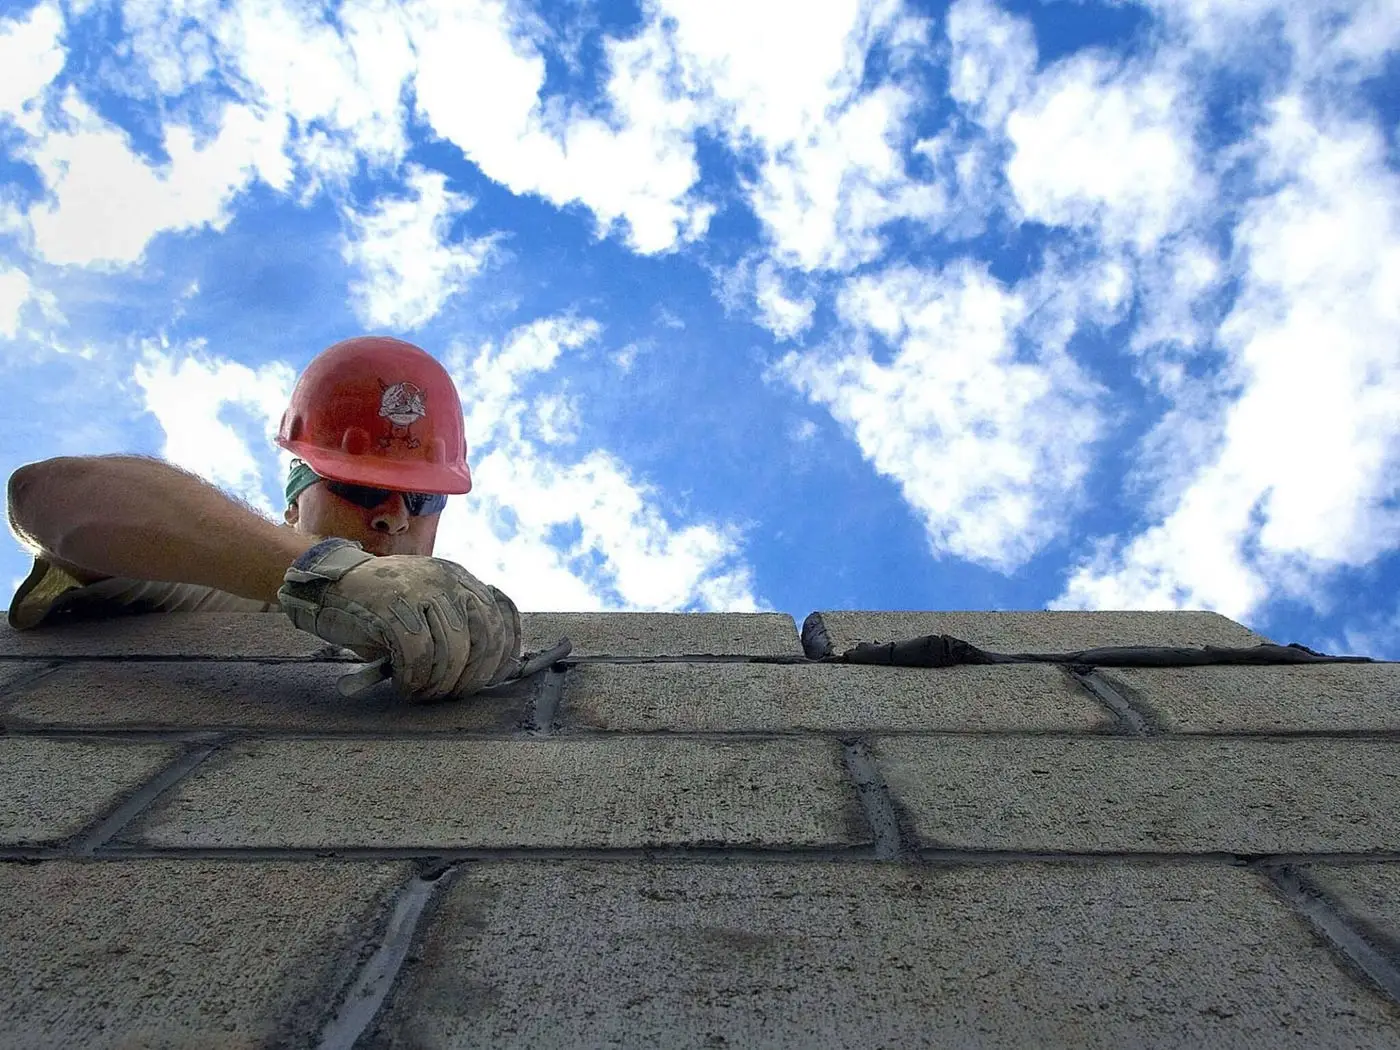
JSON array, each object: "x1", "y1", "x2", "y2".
[{"x1": 1, "y1": 609, "x2": 1398, "y2": 1048}]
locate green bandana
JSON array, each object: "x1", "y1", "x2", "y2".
[{"x1": 285, "y1": 458, "x2": 321, "y2": 507}]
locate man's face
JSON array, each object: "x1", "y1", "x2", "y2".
[{"x1": 285, "y1": 481, "x2": 441, "y2": 557}]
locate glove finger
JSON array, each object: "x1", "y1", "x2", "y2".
[
  {"x1": 476, "y1": 607, "x2": 514, "y2": 686},
  {"x1": 423, "y1": 596, "x2": 471, "y2": 700},
  {"x1": 385, "y1": 596, "x2": 433, "y2": 698},
  {"x1": 301, "y1": 606, "x2": 387, "y2": 656},
  {"x1": 485, "y1": 585, "x2": 523, "y2": 684},
  {"x1": 454, "y1": 589, "x2": 514, "y2": 695}
]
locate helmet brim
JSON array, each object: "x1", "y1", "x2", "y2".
[{"x1": 284, "y1": 442, "x2": 473, "y2": 495}]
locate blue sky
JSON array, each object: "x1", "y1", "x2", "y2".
[{"x1": 2, "y1": 0, "x2": 1398, "y2": 655}]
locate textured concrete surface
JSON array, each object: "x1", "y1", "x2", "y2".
[
  {"x1": 875, "y1": 736, "x2": 1400, "y2": 853},
  {"x1": 803, "y1": 610, "x2": 1272, "y2": 657},
  {"x1": 562, "y1": 661, "x2": 1114, "y2": 732},
  {"x1": 0, "y1": 610, "x2": 803, "y2": 659},
  {"x1": 0, "y1": 859, "x2": 411, "y2": 1050},
  {"x1": 3, "y1": 659, "x2": 534, "y2": 732},
  {"x1": 0, "y1": 659, "x2": 53, "y2": 695},
  {"x1": 372, "y1": 861, "x2": 1400, "y2": 1049},
  {"x1": 3, "y1": 608, "x2": 1398, "y2": 1049},
  {"x1": 1101, "y1": 664, "x2": 1400, "y2": 732},
  {"x1": 128, "y1": 737, "x2": 864, "y2": 850},
  {"x1": 0, "y1": 612, "x2": 336, "y2": 658},
  {"x1": 0, "y1": 736, "x2": 183, "y2": 846},
  {"x1": 1303, "y1": 864, "x2": 1400, "y2": 947},
  {"x1": 525, "y1": 611, "x2": 802, "y2": 657}
]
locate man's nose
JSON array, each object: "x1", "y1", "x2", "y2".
[{"x1": 370, "y1": 494, "x2": 411, "y2": 533}]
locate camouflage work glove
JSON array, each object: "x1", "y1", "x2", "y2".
[{"x1": 277, "y1": 538, "x2": 522, "y2": 701}]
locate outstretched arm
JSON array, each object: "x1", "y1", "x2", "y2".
[{"x1": 7, "y1": 455, "x2": 317, "y2": 604}]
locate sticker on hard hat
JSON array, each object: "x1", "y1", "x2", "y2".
[{"x1": 378, "y1": 380, "x2": 427, "y2": 449}]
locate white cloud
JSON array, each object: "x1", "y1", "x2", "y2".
[
  {"x1": 947, "y1": 0, "x2": 1207, "y2": 254},
  {"x1": 112, "y1": 0, "x2": 220, "y2": 97},
  {"x1": 118, "y1": 0, "x2": 415, "y2": 168},
  {"x1": 776, "y1": 260, "x2": 1105, "y2": 570},
  {"x1": 909, "y1": 130, "x2": 1001, "y2": 242},
  {"x1": 23, "y1": 92, "x2": 290, "y2": 266},
  {"x1": 748, "y1": 84, "x2": 946, "y2": 272},
  {"x1": 945, "y1": 0, "x2": 1035, "y2": 128},
  {"x1": 11, "y1": 0, "x2": 946, "y2": 284},
  {"x1": 1129, "y1": 236, "x2": 1224, "y2": 358},
  {"x1": 1139, "y1": 0, "x2": 1400, "y2": 86},
  {"x1": 1058, "y1": 96, "x2": 1400, "y2": 618},
  {"x1": 0, "y1": 268, "x2": 33, "y2": 339},
  {"x1": 1332, "y1": 600, "x2": 1400, "y2": 660},
  {"x1": 753, "y1": 260, "x2": 816, "y2": 341},
  {"x1": 409, "y1": 0, "x2": 709, "y2": 254},
  {"x1": 929, "y1": 0, "x2": 1400, "y2": 624},
  {"x1": 611, "y1": 342, "x2": 643, "y2": 374},
  {"x1": 458, "y1": 316, "x2": 603, "y2": 451},
  {"x1": 940, "y1": 0, "x2": 1400, "y2": 622},
  {"x1": 132, "y1": 340, "x2": 297, "y2": 516},
  {"x1": 532, "y1": 394, "x2": 580, "y2": 445},
  {"x1": 219, "y1": 0, "x2": 416, "y2": 173},
  {"x1": 446, "y1": 445, "x2": 760, "y2": 612},
  {"x1": 0, "y1": 200, "x2": 23, "y2": 237},
  {"x1": 664, "y1": 0, "x2": 901, "y2": 147},
  {"x1": 0, "y1": 2, "x2": 65, "y2": 129},
  {"x1": 434, "y1": 316, "x2": 763, "y2": 611},
  {"x1": 5, "y1": 0, "x2": 421, "y2": 275},
  {"x1": 119, "y1": 0, "x2": 715, "y2": 254},
  {"x1": 717, "y1": 255, "x2": 817, "y2": 340},
  {"x1": 660, "y1": 0, "x2": 942, "y2": 272},
  {"x1": 341, "y1": 165, "x2": 494, "y2": 330},
  {"x1": 1005, "y1": 56, "x2": 1205, "y2": 252}
]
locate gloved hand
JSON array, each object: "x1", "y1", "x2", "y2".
[{"x1": 276, "y1": 537, "x2": 522, "y2": 701}]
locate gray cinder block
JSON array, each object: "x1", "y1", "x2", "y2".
[
  {"x1": 4, "y1": 661, "x2": 533, "y2": 733},
  {"x1": 370, "y1": 861, "x2": 1400, "y2": 1049},
  {"x1": 524, "y1": 611, "x2": 802, "y2": 657},
  {"x1": 1099, "y1": 664, "x2": 1400, "y2": 732},
  {"x1": 874, "y1": 736, "x2": 1400, "y2": 853},
  {"x1": 0, "y1": 737, "x2": 183, "y2": 846},
  {"x1": 129, "y1": 737, "x2": 866, "y2": 850},
  {"x1": 802, "y1": 610, "x2": 1270, "y2": 658},
  {"x1": 0, "y1": 859, "x2": 411, "y2": 1049},
  {"x1": 562, "y1": 661, "x2": 1112, "y2": 732}
]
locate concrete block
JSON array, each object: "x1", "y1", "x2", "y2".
[
  {"x1": 4, "y1": 661, "x2": 533, "y2": 733},
  {"x1": 0, "y1": 609, "x2": 804, "y2": 661},
  {"x1": 563, "y1": 662, "x2": 1112, "y2": 732},
  {"x1": 130, "y1": 738, "x2": 864, "y2": 849},
  {"x1": 0, "y1": 613, "x2": 338, "y2": 658},
  {"x1": 1302, "y1": 864, "x2": 1400, "y2": 949},
  {"x1": 803, "y1": 610, "x2": 1270, "y2": 658},
  {"x1": 371, "y1": 861, "x2": 1400, "y2": 1048},
  {"x1": 524, "y1": 611, "x2": 802, "y2": 657},
  {"x1": 0, "y1": 660, "x2": 55, "y2": 698},
  {"x1": 874, "y1": 737, "x2": 1400, "y2": 853},
  {"x1": 0, "y1": 859, "x2": 411, "y2": 1049},
  {"x1": 1101, "y1": 665, "x2": 1400, "y2": 732},
  {"x1": 0, "y1": 738, "x2": 183, "y2": 846}
]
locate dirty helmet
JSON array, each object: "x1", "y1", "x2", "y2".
[{"x1": 275, "y1": 336, "x2": 472, "y2": 495}]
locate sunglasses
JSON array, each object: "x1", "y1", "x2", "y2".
[{"x1": 323, "y1": 480, "x2": 448, "y2": 517}]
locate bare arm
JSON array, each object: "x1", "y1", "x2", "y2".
[{"x1": 7, "y1": 455, "x2": 318, "y2": 605}]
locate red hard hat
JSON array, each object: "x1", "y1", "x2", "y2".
[{"x1": 275, "y1": 336, "x2": 472, "y2": 494}]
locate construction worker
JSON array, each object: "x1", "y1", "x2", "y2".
[{"x1": 5, "y1": 336, "x2": 522, "y2": 702}]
